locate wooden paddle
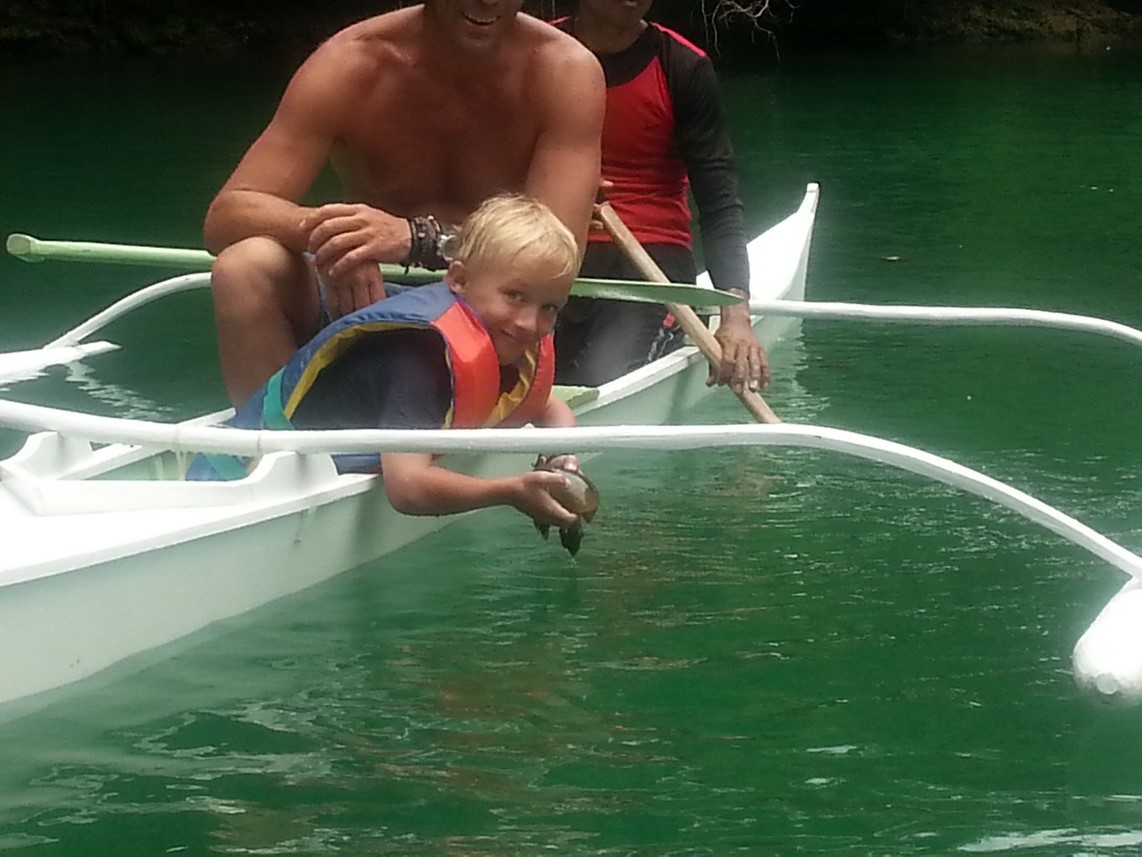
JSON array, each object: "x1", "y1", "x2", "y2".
[{"x1": 594, "y1": 201, "x2": 781, "y2": 424}]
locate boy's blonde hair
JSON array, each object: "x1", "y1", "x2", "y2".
[{"x1": 451, "y1": 194, "x2": 579, "y2": 280}]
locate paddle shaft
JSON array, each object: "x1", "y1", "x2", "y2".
[
  {"x1": 6, "y1": 233, "x2": 739, "y2": 309},
  {"x1": 594, "y1": 202, "x2": 780, "y2": 424}
]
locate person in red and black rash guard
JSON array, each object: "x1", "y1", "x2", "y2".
[{"x1": 552, "y1": 0, "x2": 769, "y2": 395}]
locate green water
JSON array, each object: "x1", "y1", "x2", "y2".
[{"x1": 1, "y1": 44, "x2": 1140, "y2": 855}]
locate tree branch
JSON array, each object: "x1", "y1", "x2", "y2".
[{"x1": 699, "y1": 0, "x2": 799, "y2": 55}]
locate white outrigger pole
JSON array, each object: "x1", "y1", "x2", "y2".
[
  {"x1": 1, "y1": 399, "x2": 1138, "y2": 575},
  {"x1": 749, "y1": 300, "x2": 1142, "y2": 348}
]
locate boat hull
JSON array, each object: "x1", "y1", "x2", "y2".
[{"x1": 0, "y1": 185, "x2": 818, "y2": 710}]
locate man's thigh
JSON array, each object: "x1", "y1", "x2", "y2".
[
  {"x1": 555, "y1": 298, "x2": 674, "y2": 386},
  {"x1": 554, "y1": 243, "x2": 696, "y2": 386}
]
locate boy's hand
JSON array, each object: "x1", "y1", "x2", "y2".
[
  {"x1": 514, "y1": 470, "x2": 579, "y2": 528},
  {"x1": 528, "y1": 456, "x2": 600, "y2": 556},
  {"x1": 540, "y1": 453, "x2": 580, "y2": 473}
]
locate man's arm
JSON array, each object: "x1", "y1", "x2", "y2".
[
  {"x1": 673, "y1": 53, "x2": 769, "y2": 393},
  {"x1": 538, "y1": 395, "x2": 576, "y2": 429},
  {"x1": 673, "y1": 55, "x2": 749, "y2": 296},
  {"x1": 203, "y1": 48, "x2": 347, "y2": 254},
  {"x1": 525, "y1": 42, "x2": 606, "y2": 251},
  {"x1": 203, "y1": 43, "x2": 404, "y2": 315}
]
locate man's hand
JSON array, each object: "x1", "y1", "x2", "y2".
[
  {"x1": 708, "y1": 295, "x2": 770, "y2": 394},
  {"x1": 316, "y1": 260, "x2": 387, "y2": 320},
  {"x1": 303, "y1": 203, "x2": 411, "y2": 279},
  {"x1": 302, "y1": 203, "x2": 410, "y2": 318},
  {"x1": 589, "y1": 179, "x2": 615, "y2": 232}
]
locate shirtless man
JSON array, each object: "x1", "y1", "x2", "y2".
[{"x1": 203, "y1": 0, "x2": 605, "y2": 405}]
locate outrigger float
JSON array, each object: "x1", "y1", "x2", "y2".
[{"x1": 2, "y1": 183, "x2": 1140, "y2": 712}]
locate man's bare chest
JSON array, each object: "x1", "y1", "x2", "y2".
[{"x1": 333, "y1": 85, "x2": 539, "y2": 218}]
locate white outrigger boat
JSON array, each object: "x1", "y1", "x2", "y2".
[
  {"x1": 0, "y1": 188, "x2": 818, "y2": 710},
  {"x1": 3, "y1": 181, "x2": 1141, "y2": 713}
]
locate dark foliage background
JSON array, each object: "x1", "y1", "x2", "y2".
[{"x1": 1, "y1": 0, "x2": 1140, "y2": 59}]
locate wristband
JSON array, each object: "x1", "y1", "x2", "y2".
[{"x1": 404, "y1": 215, "x2": 457, "y2": 270}]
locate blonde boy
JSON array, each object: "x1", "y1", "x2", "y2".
[{"x1": 192, "y1": 195, "x2": 585, "y2": 531}]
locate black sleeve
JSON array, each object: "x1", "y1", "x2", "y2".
[
  {"x1": 670, "y1": 53, "x2": 750, "y2": 293},
  {"x1": 289, "y1": 329, "x2": 452, "y2": 430}
]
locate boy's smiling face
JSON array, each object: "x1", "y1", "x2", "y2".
[{"x1": 447, "y1": 254, "x2": 573, "y2": 365}]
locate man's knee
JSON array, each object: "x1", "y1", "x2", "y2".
[
  {"x1": 211, "y1": 238, "x2": 319, "y2": 336},
  {"x1": 211, "y1": 238, "x2": 300, "y2": 306}
]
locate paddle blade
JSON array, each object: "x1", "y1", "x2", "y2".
[{"x1": 570, "y1": 278, "x2": 741, "y2": 308}]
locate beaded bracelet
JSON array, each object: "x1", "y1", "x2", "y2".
[{"x1": 404, "y1": 214, "x2": 457, "y2": 271}]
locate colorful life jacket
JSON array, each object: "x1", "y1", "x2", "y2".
[{"x1": 190, "y1": 284, "x2": 554, "y2": 479}]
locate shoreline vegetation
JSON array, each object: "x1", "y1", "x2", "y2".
[{"x1": 1, "y1": 0, "x2": 1140, "y2": 59}]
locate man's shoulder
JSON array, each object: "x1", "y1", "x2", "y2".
[
  {"x1": 516, "y1": 14, "x2": 600, "y2": 75},
  {"x1": 649, "y1": 21, "x2": 715, "y2": 85},
  {"x1": 327, "y1": 6, "x2": 417, "y2": 41},
  {"x1": 511, "y1": 15, "x2": 603, "y2": 113},
  {"x1": 649, "y1": 22, "x2": 707, "y2": 59},
  {"x1": 311, "y1": 8, "x2": 417, "y2": 71}
]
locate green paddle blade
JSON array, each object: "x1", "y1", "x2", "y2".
[
  {"x1": 383, "y1": 265, "x2": 740, "y2": 307},
  {"x1": 570, "y1": 277, "x2": 741, "y2": 307}
]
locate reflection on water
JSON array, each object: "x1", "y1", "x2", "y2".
[
  {"x1": 62, "y1": 361, "x2": 175, "y2": 421},
  {"x1": 961, "y1": 828, "x2": 1142, "y2": 853}
]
